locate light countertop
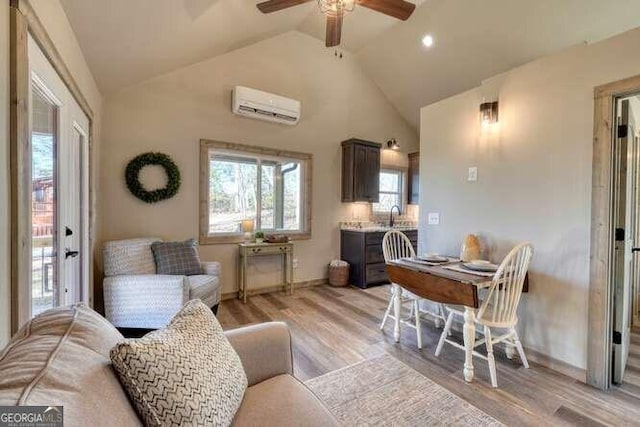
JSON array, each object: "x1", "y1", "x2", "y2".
[{"x1": 341, "y1": 227, "x2": 418, "y2": 233}]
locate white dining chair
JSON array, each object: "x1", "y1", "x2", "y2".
[
  {"x1": 380, "y1": 230, "x2": 447, "y2": 349},
  {"x1": 435, "y1": 242, "x2": 533, "y2": 387}
]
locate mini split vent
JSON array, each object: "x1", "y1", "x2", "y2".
[{"x1": 232, "y1": 86, "x2": 301, "y2": 125}]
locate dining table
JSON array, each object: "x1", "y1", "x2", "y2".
[{"x1": 385, "y1": 258, "x2": 529, "y2": 384}]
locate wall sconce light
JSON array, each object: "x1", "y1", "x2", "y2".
[
  {"x1": 241, "y1": 218, "x2": 255, "y2": 242},
  {"x1": 386, "y1": 138, "x2": 400, "y2": 150},
  {"x1": 480, "y1": 101, "x2": 499, "y2": 125}
]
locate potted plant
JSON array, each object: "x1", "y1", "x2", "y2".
[{"x1": 255, "y1": 231, "x2": 265, "y2": 244}]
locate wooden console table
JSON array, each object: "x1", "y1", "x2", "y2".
[{"x1": 238, "y1": 242, "x2": 294, "y2": 303}]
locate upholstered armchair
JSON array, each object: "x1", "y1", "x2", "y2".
[{"x1": 103, "y1": 237, "x2": 221, "y2": 329}]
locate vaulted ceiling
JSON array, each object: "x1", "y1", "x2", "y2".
[{"x1": 60, "y1": 0, "x2": 640, "y2": 130}]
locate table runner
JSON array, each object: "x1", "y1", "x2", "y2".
[
  {"x1": 442, "y1": 263, "x2": 496, "y2": 278},
  {"x1": 401, "y1": 256, "x2": 459, "y2": 267}
]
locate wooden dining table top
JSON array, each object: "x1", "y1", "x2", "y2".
[{"x1": 386, "y1": 258, "x2": 529, "y2": 309}]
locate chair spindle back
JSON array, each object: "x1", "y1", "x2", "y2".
[
  {"x1": 477, "y1": 242, "x2": 533, "y2": 327},
  {"x1": 382, "y1": 230, "x2": 416, "y2": 263}
]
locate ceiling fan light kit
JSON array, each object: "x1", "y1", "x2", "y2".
[
  {"x1": 256, "y1": 0, "x2": 416, "y2": 47},
  {"x1": 317, "y1": 0, "x2": 356, "y2": 16}
]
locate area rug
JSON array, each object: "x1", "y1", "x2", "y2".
[{"x1": 305, "y1": 354, "x2": 503, "y2": 426}]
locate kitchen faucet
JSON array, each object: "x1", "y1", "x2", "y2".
[{"x1": 389, "y1": 205, "x2": 402, "y2": 228}]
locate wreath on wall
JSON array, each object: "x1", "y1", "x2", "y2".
[{"x1": 125, "y1": 152, "x2": 181, "y2": 203}]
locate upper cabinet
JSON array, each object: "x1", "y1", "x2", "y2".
[
  {"x1": 408, "y1": 152, "x2": 419, "y2": 205},
  {"x1": 342, "y1": 139, "x2": 381, "y2": 203}
]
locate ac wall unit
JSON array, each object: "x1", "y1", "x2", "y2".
[{"x1": 232, "y1": 86, "x2": 301, "y2": 126}]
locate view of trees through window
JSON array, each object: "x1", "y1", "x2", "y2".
[
  {"x1": 208, "y1": 153, "x2": 302, "y2": 234},
  {"x1": 31, "y1": 87, "x2": 57, "y2": 316},
  {"x1": 373, "y1": 169, "x2": 404, "y2": 212}
]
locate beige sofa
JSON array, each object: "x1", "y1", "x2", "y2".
[{"x1": 0, "y1": 304, "x2": 339, "y2": 427}]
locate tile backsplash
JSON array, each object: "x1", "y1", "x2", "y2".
[
  {"x1": 341, "y1": 203, "x2": 418, "y2": 229},
  {"x1": 340, "y1": 220, "x2": 418, "y2": 229}
]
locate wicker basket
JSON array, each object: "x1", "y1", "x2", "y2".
[{"x1": 328, "y1": 262, "x2": 349, "y2": 287}]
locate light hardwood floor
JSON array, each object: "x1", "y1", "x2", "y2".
[
  {"x1": 621, "y1": 327, "x2": 640, "y2": 400},
  {"x1": 218, "y1": 284, "x2": 640, "y2": 426}
]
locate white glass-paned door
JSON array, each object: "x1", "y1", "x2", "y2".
[{"x1": 27, "y1": 35, "x2": 90, "y2": 320}]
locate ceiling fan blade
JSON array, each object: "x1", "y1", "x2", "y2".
[
  {"x1": 256, "y1": 0, "x2": 313, "y2": 13},
  {"x1": 326, "y1": 13, "x2": 343, "y2": 47},
  {"x1": 358, "y1": 0, "x2": 416, "y2": 20}
]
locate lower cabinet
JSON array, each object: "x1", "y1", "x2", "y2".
[{"x1": 340, "y1": 230, "x2": 418, "y2": 288}]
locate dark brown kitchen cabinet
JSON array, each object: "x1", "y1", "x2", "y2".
[
  {"x1": 341, "y1": 229, "x2": 418, "y2": 288},
  {"x1": 342, "y1": 139, "x2": 381, "y2": 203},
  {"x1": 408, "y1": 152, "x2": 419, "y2": 205}
]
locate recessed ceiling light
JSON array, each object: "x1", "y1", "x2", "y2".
[{"x1": 422, "y1": 34, "x2": 434, "y2": 48}]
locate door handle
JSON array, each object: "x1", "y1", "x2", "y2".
[
  {"x1": 65, "y1": 249, "x2": 79, "y2": 259},
  {"x1": 632, "y1": 248, "x2": 640, "y2": 253}
]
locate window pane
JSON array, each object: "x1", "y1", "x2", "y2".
[
  {"x1": 31, "y1": 88, "x2": 58, "y2": 316},
  {"x1": 375, "y1": 193, "x2": 401, "y2": 212},
  {"x1": 203, "y1": 144, "x2": 309, "y2": 238},
  {"x1": 282, "y1": 162, "x2": 301, "y2": 230},
  {"x1": 209, "y1": 156, "x2": 257, "y2": 233},
  {"x1": 373, "y1": 168, "x2": 403, "y2": 212},
  {"x1": 261, "y1": 164, "x2": 275, "y2": 230},
  {"x1": 380, "y1": 170, "x2": 400, "y2": 192}
]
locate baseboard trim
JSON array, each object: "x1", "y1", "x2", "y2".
[
  {"x1": 440, "y1": 318, "x2": 586, "y2": 383},
  {"x1": 221, "y1": 278, "x2": 328, "y2": 301},
  {"x1": 524, "y1": 347, "x2": 587, "y2": 383}
]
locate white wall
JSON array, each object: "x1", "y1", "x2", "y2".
[
  {"x1": 419, "y1": 26, "x2": 640, "y2": 373},
  {"x1": 0, "y1": 1, "x2": 11, "y2": 348},
  {"x1": 100, "y1": 30, "x2": 418, "y2": 297}
]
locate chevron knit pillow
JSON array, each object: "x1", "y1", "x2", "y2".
[{"x1": 110, "y1": 300, "x2": 247, "y2": 426}]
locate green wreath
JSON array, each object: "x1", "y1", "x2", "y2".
[{"x1": 125, "y1": 152, "x2": 181, "y2": 203}]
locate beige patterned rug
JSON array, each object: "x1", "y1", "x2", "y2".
[{"x1": 305, "y1": 354, "x2": 503, "y2": 426}]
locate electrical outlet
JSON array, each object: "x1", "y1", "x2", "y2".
[
  {"x1": 468, "y1": 167, "x2": 478, "y2": 182},
  {"x1": 427, "y1": 212, "x2": 440, "y2": 225},
  {"x1": 293, "y1": 258, "x2": 298, "y2": 268}
]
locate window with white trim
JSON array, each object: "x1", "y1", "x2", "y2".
[
  {"x1": 372, "y1": 168, "x2": 404, "y2": 213},
  {"x1": 200, "y1": 140, "x2": 311, "y2": 243}
]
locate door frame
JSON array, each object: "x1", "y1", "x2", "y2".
[
  {"x1": 9, "y1": 0, "x2": 95, "y2": 332},
  {"x1": 588, "y1": 74, "x2": 640, "y2": 389}
]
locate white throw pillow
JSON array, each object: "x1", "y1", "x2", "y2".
[{"x1": 110, "y1": 299, "x2": 247, "y2": 426}]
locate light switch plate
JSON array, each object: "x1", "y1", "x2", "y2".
[
  {"x1": 468, "y1": 167, "x2": 478, "y2": 182},
  {"x1": 427, "y1": 212, "x2": 440, "y2": 225}
]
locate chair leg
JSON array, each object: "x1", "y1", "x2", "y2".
[
  {"x1": 380, "y1": 297, "x2": 393, "y2": 330},
  {"x1": 393, "y1": 285, "x2": 402, "y2": 343},
  {"x1": 505, "y1": 343, "x2": 515, "y2": 359},
  {"x1": 512, "y1": 329, "x2": 529, "y2": 369},
  {"x1": 441, "y1": 305, "x2": 452, "y2": 335},
  {"x1": 414, "y1": 299, "x2": 423, "y2": 349},
  {"x1": 485, "y1": 325, "x2": 498, "y2": 388},
  {"x1": 434, "y1": 303, "x2": 443, "y2": 328},
  {"x1": 435, "y1": 311, "x2": 454, "y2": 356}
]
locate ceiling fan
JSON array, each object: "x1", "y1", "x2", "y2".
[{"x1": 256, "y1": 0, "x2": 416, "y2": 48}]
